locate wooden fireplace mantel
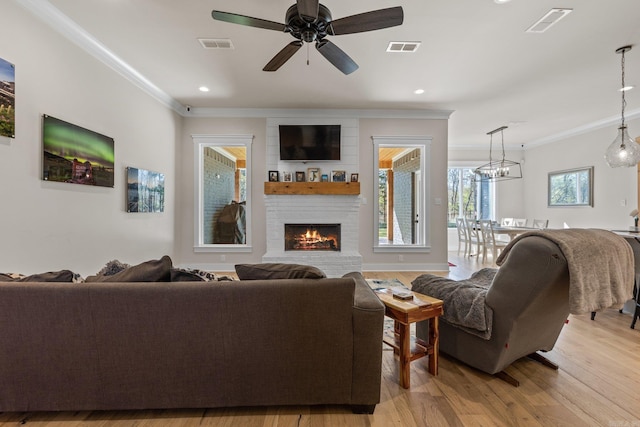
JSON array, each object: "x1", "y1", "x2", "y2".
[{"x1": 264, "y1": 182, "x2": 360, "y2": 195}]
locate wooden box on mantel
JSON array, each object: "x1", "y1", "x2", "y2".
[{"x1": 264, "y1": 181, "x2": 360, "y2": 196}]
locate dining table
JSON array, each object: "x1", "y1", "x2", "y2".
[{"x1": 490, "y1": 225, "x2": 538, "y2": 240}]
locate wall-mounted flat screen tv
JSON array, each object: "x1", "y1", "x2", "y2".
[
  {"x1": 42, "y1": 115, "x2": 115, "y2": 187},
  {"x1": 279, "y1": 124, "x2": 341, "y2": 161}
]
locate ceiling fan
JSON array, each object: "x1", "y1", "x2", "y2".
[{"x1": 211, "y1": 0, "x2": 404, "y2": 75}]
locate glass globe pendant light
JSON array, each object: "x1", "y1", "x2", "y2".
[{"x1": 605, "y1": 45, "x2": 640, "y2": 168}]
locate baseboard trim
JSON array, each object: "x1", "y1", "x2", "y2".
[{"x1": 361, "y1": 262, "x2": 450, "y2": 272}]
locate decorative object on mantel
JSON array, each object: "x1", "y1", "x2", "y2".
[
  {"x1": 474, "y1": 126, "x2": 522, "y2": 182},
  {"x1": 268, "y1": 170, "x2": 279, "y2": 182},
  {"x1": 307, "y1": 167, "x2": 320, "y2": 182},
  {"x1": 331, "y1": 170, "x2": 346, "y2": 182},
  {"x1": 605, "y1": 45, "x2": 640, "y2": 167},
  {"x1": 630, "y1": 209, "x2": 639, "y2": 230},
  {"x1": 0, "y1": 56, "x2": 15, "y2": 138}
]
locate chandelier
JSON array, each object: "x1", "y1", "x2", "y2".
[
  {"x1": 605, "y1": 45, "x2": 640, "y2": 168},
  {"x1": 474, "y1": 126, "x2": 522, "y2": 181}
]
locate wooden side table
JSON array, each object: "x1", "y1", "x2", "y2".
[{"x1": 375, "y1": 288, "x2": 444, "y2": 389}]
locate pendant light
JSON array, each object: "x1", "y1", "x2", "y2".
[
  {"x1": 605, "y1": 45, "x2": 640, "y2": 167},
  {"x1": 474, "y1": 126, "x2": 522, "y2": 181}
]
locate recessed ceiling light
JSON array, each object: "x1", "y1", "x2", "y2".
[
  {"x1": 620, "y1": 85, "x2": 635, "y2": 92},
  {"x1": 414, "y1": 89, "x2": 425, "y2": 95},
  {"x1": 199, "y1": 86, "x2": 210, "y2": 92},
  {"x1": 494, "y1": 0, "x2": 511, "y2": 3}
]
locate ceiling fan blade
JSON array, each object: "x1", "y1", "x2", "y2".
[
  {"x1": 212, "y1": 10, "x2": 287, "y2": 32},
  {"x1": 316, "y1": 40, "x2": 359, "y2": 75},
  {"x1": 263, "y1": 41, "x2": 303, "y2": 71},
  {"x1": 297, "y1": 0, "x2": 319, "y2": 22},
  {"x1": 329, "y1": 6, "x2": 404, "y2": 35}
]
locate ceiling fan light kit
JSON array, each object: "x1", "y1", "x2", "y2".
[
  {"x1": 211, "y1": 0, "x2": 403, "y2": 75},
  {"x1": 605, "y1": 45, "x2": 640, "y2": 168},
  {"x1": 474, "y1": 126, "x2": 523, "y2": 182}
]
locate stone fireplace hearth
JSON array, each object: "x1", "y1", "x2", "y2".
[{"x1": 263, "y1": 194, "x2": 362, "y2": 277}]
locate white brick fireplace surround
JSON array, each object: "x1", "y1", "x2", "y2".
[
  {"x1": 263, "y1": 194, "x2": 362, "y2": 277},
  {"x1": 262, "y1": 117, "x2": 361, "y2": 277}
]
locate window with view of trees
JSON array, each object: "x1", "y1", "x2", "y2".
[{"x1": 447, "y1": 167, "x2": 493, "y2": 227}]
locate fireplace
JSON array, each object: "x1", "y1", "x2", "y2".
[{"x1": 284, "y1": 224, "x2": 341, "y2": 251}]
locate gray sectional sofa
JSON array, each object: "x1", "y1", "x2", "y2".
[{"x1": 0, "y1": 261, "x2": 384, "y2": 413}]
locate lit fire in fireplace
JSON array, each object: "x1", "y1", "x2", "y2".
[{"x1": 285, "y1": 224, "x2": 340, "y2": 251}]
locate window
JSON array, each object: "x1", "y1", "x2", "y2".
[
  {"x1": 193, "y1": 134, "x2": 253, "y2": 252},
  {"x1": 447, "y1": 167, "x2": 494, "y2": 226},
  {"x1": 548, "y1": 166, "x2": 593, "y2": 207},
  {"x1": 373, "y1": 136, "x2": 431, "y2": 252}
]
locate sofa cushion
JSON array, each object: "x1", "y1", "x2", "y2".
[
  {"x1": 86, "y1": 256, "x2": 172, "y2": 282},
  {"x1": 235, "y1": 263, "x2": 326, "y2": 280},
  {"x1": 0, "y1": 270, "x2": 80, "y2": 282}
]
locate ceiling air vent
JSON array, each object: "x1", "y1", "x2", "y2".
[
  {"x1": 386, "y1": 41, "x2": 421, "y2": 53},
  {"x1": 198, "y1": 38, "x2": 234, "y2": 49},
  {"x1": 526, "y1": 8, "x2": 573, "y2": 33}
]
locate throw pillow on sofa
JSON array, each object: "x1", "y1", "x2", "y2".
[
  {"x1": 170, "y1": 267, "x2": 235, "y2": 282},
  {"x1": 86, "y1": 255, "x2": 173, "y2": 282},
  {"x1": 0, "y1": 270, "x2": 81, "y2": 282},
  {"x1": 235, "y1": 263, "x2": 326, "y2": 280}
]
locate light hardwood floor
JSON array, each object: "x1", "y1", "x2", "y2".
[{"x1": 2, "y1": 253, "x2": 639, "y2": 427}]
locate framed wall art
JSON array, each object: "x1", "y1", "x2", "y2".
[
  {"x1": 0, "y1": 56, "x2": 15, "y2": 138},
  {"x1": 42, "y1": 115, "x2": 114, "y2": 187},
  {"x1": 548, "y1": 166, "x2": 593, "y2": 207},
  {"x1": 127, "y1": 167, "x2": 165, "y2": 213}
]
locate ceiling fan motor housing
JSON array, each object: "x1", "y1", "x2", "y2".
[{"x1": 285, "y1": 4, "x2": 332, "y2": 43}]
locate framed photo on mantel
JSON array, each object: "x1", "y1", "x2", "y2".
[{"x1": 331, "y1": 170, "x2": 346, "y2": 182}]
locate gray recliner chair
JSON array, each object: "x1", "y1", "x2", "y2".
[
  {"x1": 413, "y1": 229, "x2": 634, "y2": 386},
  {"x1": 412, "y1": 235, "x2": 571, "y2": 386}
]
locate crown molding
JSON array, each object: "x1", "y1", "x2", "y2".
[
  {"x1": 524, "y1": 108, "x2": 640, "y2": 149},
  {"x1": 184, "y1": 107, "x2": 454, "y2": 120}
]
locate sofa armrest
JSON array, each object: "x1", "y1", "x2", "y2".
[
  {"x1": 343, "y1": 271, "x2": 385, "y2": 311},
  {"x1": 343, "y1": 272, "x2": 384, "y2": 406}
]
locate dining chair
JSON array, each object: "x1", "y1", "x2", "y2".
[
  {"x1": 456, "y1": 218, "x2": 470, "y2": 257},
  {"x1": 513, "y1": 218, "x2": 527, "y2": 227},
  {"x1": 532, "y1": 219, "x2": 549, "y2": 229},
  {"x1": 500, "y1": 218, "x2": 514, "y2": 226},
  {"x1": 465, "y1": 219, "x2": 484, "y2": 259},
  {"x1": 479, "y1": 219, "x2": 508, "y2": 263}
]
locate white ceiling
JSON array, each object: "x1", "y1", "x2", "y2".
[{"x1": 22, "y1": 0, "x2": 640, "y2": 149}]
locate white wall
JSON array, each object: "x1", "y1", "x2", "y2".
[
  {"x1": 523, "y1": 119, "x2": 639, "y2": 230},
  {"x1": 0, "y1": 3, "x2": 179, "y2": 276}
]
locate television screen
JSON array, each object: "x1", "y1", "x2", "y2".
[
  {"x1": 42, "y1": 115, "x2": 115, "y2": 187},
  {"x1": 279, "y1": 124, "x2": 340, "y2": 161}
]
